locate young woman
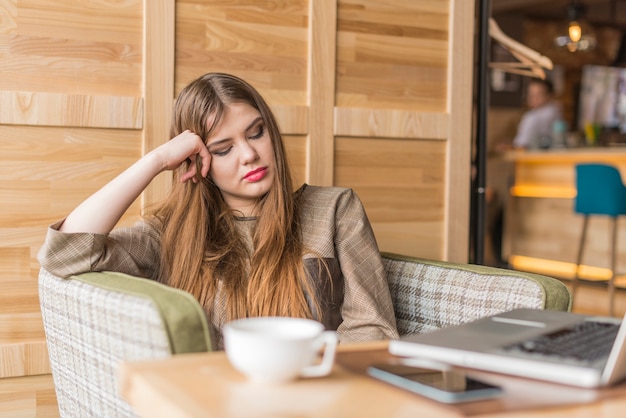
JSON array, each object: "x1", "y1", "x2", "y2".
[{"x1": 38, "y1": 73, "x2": 399, "y2": 348}]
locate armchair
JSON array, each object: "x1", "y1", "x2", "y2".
[
  {"x1": 39, "y1": 254, "x2": 570, "y2": 417},
  {"x1": 39, "y1": 269, "x2": 212, "y2": 418}
]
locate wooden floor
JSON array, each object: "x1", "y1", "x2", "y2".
[{"x1": 566, "y1": 279, "x2": 626, "y2": 318}]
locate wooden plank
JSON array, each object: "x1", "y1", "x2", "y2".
[
  {"x1": 2, "y1": 1, "x2": 142, "y2": 95},
  {"x1": 174, "y1": 0, "x2": 309, "y2": 105},
  {"x1": 444, "y1": 0, "x2": 475, "y2": 263},
  {"x1": 0, "y1": 0, "x2": 17, "y2": 37},
  {"x1": 334, "y1": 108, "x2": 449, "y2": 139},
  {"x1": 336, "y1": 0, "x2": 449, "y2": 112},
  {"x1": 0, "y1": 312, "x2": 46, "y2": 342},
  {"x1": 307, "y1": 0, "x2": 337, "y2": 186},
  {"x1": 0, "y1": 91, "x2": 143, "y2": 129},
  {"x1": 373, "y1": 220, "x2": 444, "y2": 260},
  {"x1": 142, "y1": 0, "x2": 175, "y2": 208},
  {"x1": 335, "y1": 136, "x2": 446, "y2": 258},
  {"x1": 0, "y1": 341, "x2": 51, "y2": 379},
  {"x1": 338, "y1": 0, "x2": 448, "y2": 30},
  {"x1": 270, "y1": 104, "x2": 309, "y2": 135},
  {"x1": 0, "y1": 281, "x2": 39, "y2": 313},
  {"x1": 283, "y1": 134, "x2": 307, "y2": 188},
  {"x1": 0, "y1": 374, "x2": 59, "y2": 418}
]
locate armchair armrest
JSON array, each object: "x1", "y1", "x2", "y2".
[{"x1": 381, "y1": 252, "x2": 572, "y2": 336}]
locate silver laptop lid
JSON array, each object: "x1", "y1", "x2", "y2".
[{"x1": 600, "y1": 313, "x2": 626, "y2": 385}]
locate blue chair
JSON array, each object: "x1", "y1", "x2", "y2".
[{"x1": 574, "y1": 163, "x2": 626, "y2": 316}]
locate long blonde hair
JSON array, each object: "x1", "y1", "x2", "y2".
[{"x1": 149, "y1": 73, "x2": 318, "y2": 322}]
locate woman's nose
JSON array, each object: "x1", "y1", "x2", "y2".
[{"x1": 240, "y1": 140, "x2": 259, "y2": 163}]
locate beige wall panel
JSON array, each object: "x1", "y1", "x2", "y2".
[
  {"x1": 443, "y1": 0, "x2": 474, "y2": 263},
  {"x1": 0, "y1": 0, "x2": 142, "y2": 96},
  {"x1": 0, "y1": 1, "x2": 145, "y2": 388},
  {"x1": 175, "y1": 0, "x2": 309, "y2": 105},
  {"x1": 0, "y1": 340, "x2": 50, "y2": 378},
  {"x1": 334, "y1": 108, "x2": 449, "y2": 139},
  {"x1": 307, "y1": 0, "x2": 337, "y2": 186},
  {"x1": 0, "y1": 374, "x2": 58, "y2": 417},
  {"x1": 140, "y1": 0, "x2": 174, "y2": 207},
  {"x1": 334, "y1": 0, "x2": 474, "y2": 262},
  {"x1": 0, "y1": 0, "x2": 17, "y2": 34},
  {"x1": 0, "y1": 280, "x2": 39, "y2": 314},
  {"x1": 0, "y1": 312, "x2": 49, "y2": 379},
  {"x1": 0, "y1": 92, "x2": 142, "y2": 128},
  {"x1": 336, "y1": 0, "x2": 448, "y2": 111},
  {"x1": 0, "y1": 126, "x2": 143, "y2": 226},
  {"x1": 0, "y1": 313, "x2": 44, "y2": 342},
  {"x1": 269, "y1": 104, "x2": 309, "y2": 135},
  {"x1": 375, "y1": 221, "x2": 445, "y2": 260},
  {"x1": 283, "y1": 134, "x2": 307, "y2": 189},
  {"x1": 0, "y1": 125, "x2": 141, "y2": 163},
  {"x1": 335, "y1": 137, "x2": 446, "y2": 258},
  {"x1": 0, "y1": 247, "x2": 30, "y2": 280}
]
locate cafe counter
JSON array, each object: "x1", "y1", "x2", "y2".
[{"x1": 501, "y1": 147, "x2": 626, "y2": 283}]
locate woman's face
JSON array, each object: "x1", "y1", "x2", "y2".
[{"x1": 205, "y1": 103, "x2": 276, "y2": 216}]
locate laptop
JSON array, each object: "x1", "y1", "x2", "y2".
[{"x1": 389, "y1": 308, "x2": 626, "y2": 388}]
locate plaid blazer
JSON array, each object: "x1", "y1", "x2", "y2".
[{"x1": 38, "y1": 184, "x2": 399, "y2": 348}]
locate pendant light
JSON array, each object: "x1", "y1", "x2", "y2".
[{"x1": 554, "y1": 0, "x2": 597, "y2": 52}]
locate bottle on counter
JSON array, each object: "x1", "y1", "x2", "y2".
[{"x1": 552, "y1": 119, "x2": 567, "y2": 148}]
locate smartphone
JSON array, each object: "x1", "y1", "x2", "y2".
[{"x1": 367, "y1": 362, "x2": 503, "y2": 404}]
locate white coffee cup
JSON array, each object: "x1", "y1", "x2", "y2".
[{"x1": 223, "y1": 317, "x2": 338, "y2": 384}]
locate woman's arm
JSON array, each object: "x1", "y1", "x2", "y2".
[{"x1": 60, "y1": 130, "x2": 211, "y2": 234}]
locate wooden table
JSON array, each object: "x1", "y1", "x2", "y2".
[{"x1": 119, "y1": 341, "x2": 626, "y2": 418}]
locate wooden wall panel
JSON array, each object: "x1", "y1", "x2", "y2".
[
  {"x1": 0, "y1": 92, "x2": 143, "y2": 128},
  {"x1": 334, "y1": 108, "x2": 449, "y2": 139},
  {"x1": 1, "y1": 0, "x2": 142, "y2": 95},
  {"x1": 0, "y1": 0, "x2": 144, "y2": 397},
  {"x1": 335, "y1": 137, "x2": 446, "y2": 258},
  {"x1": 0, "y1": 374, "x2": 58, "y2": 418},
  {"x1": 336, "y1": 0, "x2": 449, "y2": 111},
  {"x1": 333, "y1": 0, "x2": 474, "y2": 259},
  {"x1": 444, "y1": 0, "x2": 474, "y2": 262},
  {"x1": 175, "y1": 0, "x2": 309, "y2": 105},
  {"x1": 142, "y1": 0, "x2": 175, "y2": 207},
  {"x1": 283, "y1": 134, "x2": 308, "y2": 189}
]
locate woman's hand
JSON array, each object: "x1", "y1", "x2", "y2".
[{"x1": 151, "y1": 130, "x2": 212, "y2": 183}]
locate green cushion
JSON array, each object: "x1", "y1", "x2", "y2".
[{"x1": 72, "y1": 271, "x2": 213, "y2": 353}]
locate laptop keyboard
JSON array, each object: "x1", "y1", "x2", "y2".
[{"x1": 501, "y1": 320, "x2": 620, "y2": 365}]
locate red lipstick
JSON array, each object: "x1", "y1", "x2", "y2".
[{"x1": 243, "y1": 167, "x2": 267, "y2": 182}]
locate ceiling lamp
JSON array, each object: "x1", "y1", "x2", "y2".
[{"x1": 554, "y1": 0, "x2": 597, "y2": 52}]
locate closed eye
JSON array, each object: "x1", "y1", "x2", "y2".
[
  {"x1": 212, "y1": 146, "x2": 232, "y2": 156},
  {"x1": 248, "y1": 123, "x2": 265, "y2": 140}
]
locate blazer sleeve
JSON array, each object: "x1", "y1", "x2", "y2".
[
  {"x1": 37, "y1": 219, "x2": 161, "y2": 280},
  {"x1": 332, "y1": 189, "x2": 399, "y2": 342}
]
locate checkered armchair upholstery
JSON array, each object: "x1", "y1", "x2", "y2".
[
  {"x1": 381, "y1": 252, "x2": 572, "y2": 336},
  {"x1": 40, "y1": 254, "x2": 571, "y2": 417},
  {"x1": 39, "y1": 269, "x2": 212, "y2": 418}
]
